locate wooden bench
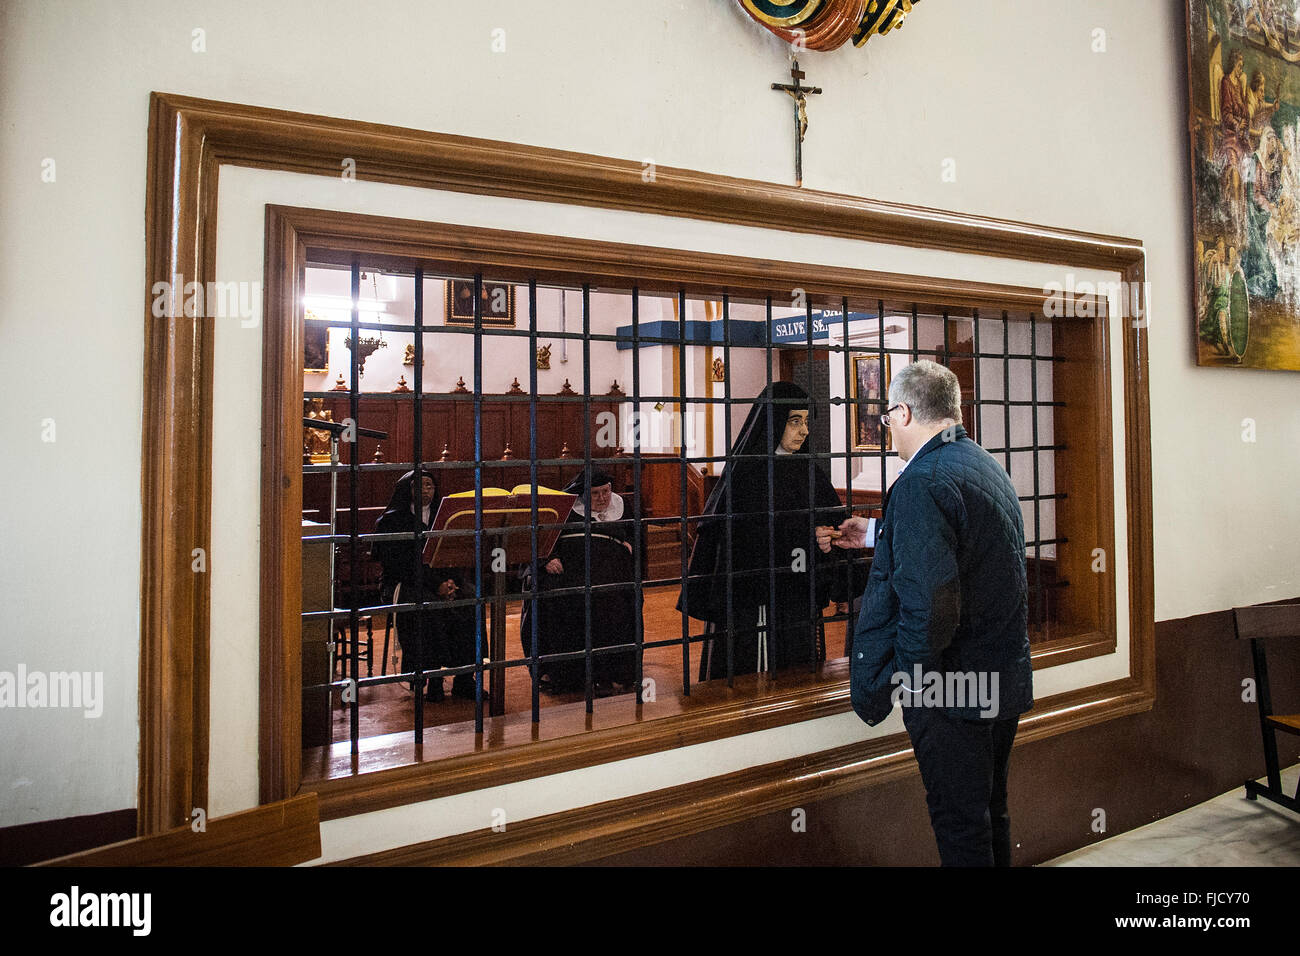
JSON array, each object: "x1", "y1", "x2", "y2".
[{"x1": 1234, "y1": 602, "x2": 1300, "y2": 813}]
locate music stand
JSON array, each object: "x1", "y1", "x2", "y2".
[{"x1": 425, "y1": 487, "x2": 575, "y2": 716}]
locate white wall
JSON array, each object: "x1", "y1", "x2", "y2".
[
  {"x1": 1, "y1": 0, "x2": 1295, "y2": 830},
  {"x1": 301, "y1": 270, "x2": 630, "y2": 397}
]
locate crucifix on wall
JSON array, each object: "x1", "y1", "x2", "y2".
[{"x1": 771, "y1": 57, "x2": 822, "y2": 188}]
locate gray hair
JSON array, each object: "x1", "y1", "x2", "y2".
[{"x1": 888, "y1": 359, "x2": 962, "y2": 425}]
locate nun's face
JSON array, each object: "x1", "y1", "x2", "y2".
[
  {"x1": 417, "y1": 476, "x2": 436, "y2": 508},
  {"x1": 589, "y1": 483, "x2": 613, "y2": 514},
  {"x1": 780, "y1": 409, "x2": 810, "y2": 452}
]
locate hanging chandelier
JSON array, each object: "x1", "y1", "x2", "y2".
[{"x1": 344, "y1": 270, "x2": 388, "y2": 376}]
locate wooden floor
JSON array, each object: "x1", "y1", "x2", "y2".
[{"x1": 328, "y1": 585, "x2": 854, "y2": 744}]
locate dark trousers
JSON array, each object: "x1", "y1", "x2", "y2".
[{"x1": 902, "y1": 705, "x2": 1020, "y2": 867}]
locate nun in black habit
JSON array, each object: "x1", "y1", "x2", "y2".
[
  {"x1": 519, "y1": 469, "x2": 641, "y2": 695},
  {"x1": 680, "y1": 381, "x2": 853, "y2": 680},
  {"x1": 372, "y1": 470, "x2": 480, "y2": 701}
]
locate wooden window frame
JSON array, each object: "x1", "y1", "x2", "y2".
[{"x1": 141, "y1": 91, "x2": 1155, "y2": 838}]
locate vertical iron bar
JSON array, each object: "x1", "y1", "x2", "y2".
[
  {"x1": 946, "y1": 310, "x2": 956, "y2": 429},
  {"x1": 1030, "y1": 311, "x2": 1043, "y2": 635},
  {"x1": 910, "y1": 303, "x2": 919, "y2": 363},
  {"x1": 582, "y1": 284, "x2": 594, "y2": 713},
  {"x1": 878, "y1": 300, "x2": 886, "y2": 518},
  {"x1": 631, "y1": 287, "x2": 645, "y2": 705},
  {"x1": 412, "y1": 269, "x2": 425, "y2": 743},
  {"x1": 804, "y1": 293, "x2": 817, "y2": 670},
  {"x1": 678, "y1": 290, "x2": 692, "y2": 695},
  {"x1": 1002, "y1": 312, "x2": 1012, "y2": 477},
  {"x1": 528, "y1": 280, "x2": 541, "y2": 723},
  {"x1": 972, "y1": 308, "x2": 982, "y2": 442},
  {"x1": 763, "y1": 296, "x2": 776, "y2": 686},
  {"x1": 347, "y1": 262, "x2": 361, "y2": 754},
  {"x1": 840, "y1": 296, "x2": 854, "y2": 639},
  {"x1": 472, "y1": 273, "x2": 485, "y2": 734},
  {"x1": 721, "y1": 295, "x2": 735, "y2": 687}
]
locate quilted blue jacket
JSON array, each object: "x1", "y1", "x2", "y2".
[{"x1": 849, "y1": 425, "x2": 1033, "y2": 725}]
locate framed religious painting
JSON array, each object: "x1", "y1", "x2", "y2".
[
  {"x1": 851, "y1": 353, "x2": 891, "y2": 450},
  {"x1": 303, "y1": 309, "x2": 329, "y2": 374},
  {"x1": 444, "y1": 278, "x2": 516, "y2": 327},
  {"x1": 1185, "y1": 0, "x2": 1300, "y2": 370}
]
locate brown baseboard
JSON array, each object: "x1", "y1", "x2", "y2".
[
  {"x1": 0, "y1": 808, "x2": 136, "y2": 867},
  {"x1": 328, "y1": 674, "x2": 1150, "y2": 866}
]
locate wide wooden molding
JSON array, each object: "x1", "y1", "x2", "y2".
[
  {"x1": 35, "y1": 795, "x2": 319, "y2": 867},
  {"x1": 263, "y1": 205, "x2": 1129, "y2": 822},
  {"x1": 278, "y1": 204, "x2": 1069, "y2": 312},
  {"x1": 142, "y1": 90, "x2": 1155, "y2": 841},
  {"x1": 329, "y1": 676, "x2": 1151, "y2": 866}
]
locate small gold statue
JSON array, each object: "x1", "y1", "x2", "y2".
[
  {"x1": 303, "y1": 398, "x2": 335, "y2": 463},
  {"x1": 536, "y1": 343, "x2": 552, "y2": 370}
]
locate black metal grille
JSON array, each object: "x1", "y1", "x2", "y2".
[{"x1": 300, "y1": 263, "x2": 1063, "y2": 757}]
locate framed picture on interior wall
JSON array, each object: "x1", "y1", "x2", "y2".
[
  {"x1": 303, "y1": 309, "x2": 329, "y2": 373},
  {"x1": 1184, "y1": 0, "x2": 1300, "y2": 370},
  {"x1": 852, "y1": 353, "x2": 891, "y2": 451},
  {"x1": 444, "y1": 279, "x2": 516, "y2": 327}
]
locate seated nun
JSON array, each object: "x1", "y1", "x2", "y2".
[{"x1": 519, "y1": 469, "x2": 641, "y2": 696}]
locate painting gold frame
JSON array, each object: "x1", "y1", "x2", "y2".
[
  {"x1": 443, "y1": 278, "x2": 516, "y2": 327},
  {"x1": 851, "y1": 353, "x2": 891, "y2": 451},
  {"x1": 302, "y1": 309, "x2": 329, "y2": 374}
]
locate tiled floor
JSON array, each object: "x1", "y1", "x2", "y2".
[{"x1": 1043, "y1": 764, "x2": 1300, "y2": 866}]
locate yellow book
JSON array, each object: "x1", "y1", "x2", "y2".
[
  {"x1": 424, "y1": 486, "x2": 575, "y2": 567},
  {"x1": 444, "y1": 485, "x2": 565, "y2": 498}
]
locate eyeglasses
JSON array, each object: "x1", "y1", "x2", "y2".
[{"x1": 880, "y1": 403, "x2": 903, "y2": 428}]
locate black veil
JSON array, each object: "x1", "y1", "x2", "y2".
[
  {"x1": 377, "y1": 469, "x2": 440, "y2": 529},
  {"x1": 679, "y1": 381, "x2": 847, "y2": 634}
]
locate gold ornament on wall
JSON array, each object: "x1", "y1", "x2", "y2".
[
  {"x1": 737, "y1": 0, "x2": 918, "y2": 51},
  {"x1": 303, "y1": 398, "x2": 335, "y2": 463},
  {"x1": 403, "y1": 343, "x2": 424, "y2": 366},
  {"x1": 536, "y1": 343, "x2": 551, "y2": 370},
  {"x1": 712, "y1": 357, "x2": 726, "y2": 382}
]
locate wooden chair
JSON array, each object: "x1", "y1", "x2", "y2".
[{"x1": 1234, "y1": 602, "x2": 1300, "y2": 813}]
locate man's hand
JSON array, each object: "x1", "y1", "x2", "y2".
[
  {"x1": 437, "y1": 578, "x2": 458, "y2": 599},
  {"x1": 545, "y1": 557, "x2": 563, "y2": 575},
  {"x1": 833, "y1": 516, "x2": 871, "y2": 550}
]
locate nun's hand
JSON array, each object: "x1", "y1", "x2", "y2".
[
  {"x1": 437, "y1": 579, "x2": 458, "y2": 599},
  {"x1": 815, "y1": 525, "x2": 840, "y2": 554},
  {"x1": 834, "y1": 516, "x2": 871, "y2": 549},
  {"x1": 545, "y1": 558, "x2": 563, "y2": 575}
]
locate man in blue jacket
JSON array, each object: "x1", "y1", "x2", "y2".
[{"x1": 818, "y1": 360, "x2": 1033, "y2": 866}]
